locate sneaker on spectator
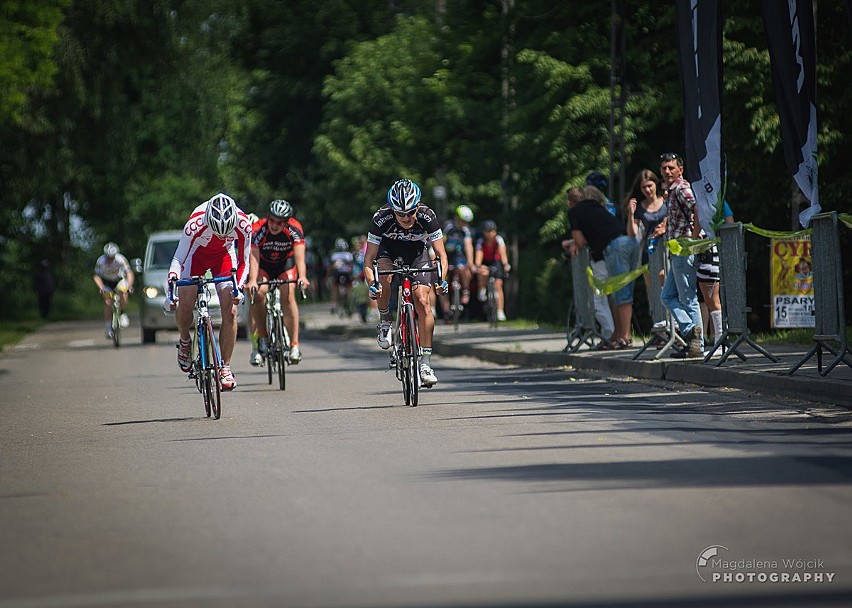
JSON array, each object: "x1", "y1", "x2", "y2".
[
  {"x1": 219, "y1": 366, "x2": 236, "y2": 391},
  {"x1": 177, "y1": 338, "x2": 192, "y2": 372}
]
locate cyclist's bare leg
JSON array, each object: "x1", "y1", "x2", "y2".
[
  {"x1": 217, "y1": 287, "x2": 238, "y2": 365},
  {"x1": 102, "y1": 291, "x2": 113, "y2": 322},
  {"x1": 174, "y1": 285, "x2": 197, "y2": 342},
  {"x1": 495, "y1": 278, "x2": 505, "y2": 311},
  {"x1": 413, "y1": 285, "x2": 435, "y2": 348},
  {"x1": 374, "y1": 259, "x2": 394, "y2": 318},
  {"x1": 281, "y1": 283, "x2": 299, "y2": 344},
  {"x1": 251, "y1": 283, "x2": 270, "y2": 338}
]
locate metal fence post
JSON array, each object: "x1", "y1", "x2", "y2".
[
  {"x1": 563, "y1": 248, "x2": 607, "y2": 353},
  {"x1": 709, "y1": 222, "x2": 778, "y2": 366},
  {"x1": 789, "y1": 211, "x2": 852, "y2": 376}
]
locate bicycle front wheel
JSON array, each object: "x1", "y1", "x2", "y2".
[
  {"x1": 203, "y1": 317, "x2": 222, "y2": 419},
  {"x1": 111, "y1": 303, "x2": 121, "y2": 348},
  {"x1": 404, "y1": 307, "x2": 419, "y2": 407},
  {"x1": 275, "y1": 317, "x2": 288, "y2": 391},
  {"x1": 486, "y1": 282, "x2": 498, "y2": 328}
]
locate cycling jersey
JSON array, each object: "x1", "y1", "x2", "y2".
[
  {"x1": 476, "y1": 235, "x2": 506, "y2": 265},
  {"x1": 443, "y1": 220, "x2": 472, "y2": 266},
  {"x1": 252, "y1": 217, "x2": 305, "y2": 279},
  {"x1": 329, "y1": 250, "x2": 354, "y2": 274},
  {"x1": 94, "y1": 254, "x2": 131, "y2": 283},
  {"x1": 367, "y1": 205, "x2": 443, "y2": 265},
  {"x1": 169, "y1": 202, "x2": 252, "y2": 285}
]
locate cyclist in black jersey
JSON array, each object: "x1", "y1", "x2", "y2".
[
  {"x1": 441, "y1": 205, "x2": 475, "y2": 315},
  {"x1": 363, "y1": 179, "x2": 449, "y2": 387}
]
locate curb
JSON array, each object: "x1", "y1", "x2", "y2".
[{"x1": 304, "y1": 324, "x2": 852, "y2": 409}]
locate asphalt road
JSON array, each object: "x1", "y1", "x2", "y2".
[{"x1": 1, "y1": 319, "x2": 851, "y2": 607}]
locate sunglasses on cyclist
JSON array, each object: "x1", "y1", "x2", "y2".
[{"x1": 393, "y1": 207, "x2": 418, "y2": 218}]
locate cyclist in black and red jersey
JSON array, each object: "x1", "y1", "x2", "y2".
[
  {"x1": 245, "y1": 199, "x2": 311, "y2": 366},
  {"x1": 362, "y1": 179, "x2": 449, "y2": 387},
  {"x1": 474, "y1": 220, "x2": 511, "y2": 321}
]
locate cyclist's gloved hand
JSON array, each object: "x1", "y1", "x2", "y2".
[
  {"x1": 232, "y1": 288, "x2": 245, "y2": 305},
  {"x1": 163, "y1": 297, "x2": 177, "y2": 313},
  {"x1": 369, "y1": 282, "x2": 381, "y2": 300},
  {"x1": 163, "y1": 273, "x2": 179, "y2": 312},
  {"x1": 437, "y1": 280, "x2": 449, "y2": 295}
]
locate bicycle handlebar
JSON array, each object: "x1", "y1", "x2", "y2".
[
  {"x1": 250, "y1": 278, "x2": 307, "y2": 305},
  {"x1": 371, "y1": 258, "x2": 443, "y2": 282},
  {"x1": 169, "y1": 269, "x2": 239, "y2": 302}
]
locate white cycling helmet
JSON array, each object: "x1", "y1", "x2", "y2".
[
  {"x1": 103, "y1": 242, "x2": 120, "y2": 257},
  {"x1": 204, "y1": 193, "x2": 238, "y2": 237},
  {"x1": 456, "y1": 205, "x2": 474, "y2": 223},
  {"x1": 387, "y1": 179, "x2": 421, "y2": 214},
  {"x1": 269, "y1": 199, "x2": 293, "y2": 220},
  {"x1": 334, "y1": 238, "x2": 348, "y2": 251}
]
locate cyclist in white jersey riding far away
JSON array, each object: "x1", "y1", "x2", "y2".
[
  {"x1": 362, "y1": 179, "x2": 449, "y2": 387},
  {"x1": 93, "y1": 242, "x2": 135, "y2": 340},
  {"x1": 163, "y1": 193, "x2": 251, "y2": 390}
]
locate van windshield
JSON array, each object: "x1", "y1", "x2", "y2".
[{"x1": 146, "y1": 240, "x2": 179, "y2": 270}]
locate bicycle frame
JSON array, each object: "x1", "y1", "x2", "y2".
[
  {"x1": 372, "y1": 258, "x2": 442, "y2": 406},
  {"x1": 171, "y1": 271, "x2": 238, "y2": 419}
]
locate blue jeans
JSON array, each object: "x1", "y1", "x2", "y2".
[
  {"x1": 604, "y1": 235, "x2": 639, "y2": 305},
  {"x1": 661, "y1": 253, "x2": 702, "y2": 341}
]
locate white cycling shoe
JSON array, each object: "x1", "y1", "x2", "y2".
[
  {"x1": 377, "y1": 322, "x2": 392, "y2": 350},
  {"x1": 249, "y1": 349, "x2": 262, "y2": 367},
  {"x1": 419, "y1": 364, "x2": 438, "y2": 387},
  {"x1": 289, "y1": 344, "x2": 302, "y2": 364}
]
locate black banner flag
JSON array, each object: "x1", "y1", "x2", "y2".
[
  {"x1": 763, "y1": 0, "x2": 820, "y2": 227},
  {"x1": 675, "y1": 0, "x2": 725, "y2": 237}
]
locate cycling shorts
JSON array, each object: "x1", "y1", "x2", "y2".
[
  {"x1": 258, "y1": 256, "x2": 296, "y2": 282},
  {"x1": 179, "y1": 249, "x2": 235, "y2": 287},
  {"x1": 99, "y1": 277, "x2": 128, "y2": 293},
  {"x1": 376, "y1": 245, "x2": 437, "y2": 287},
  {"x1": 334, "y1": 270, "x2": 352, "y2": 286},
  {"x1": 484, "y1": 263, "x2": 505, "y2": 280}
]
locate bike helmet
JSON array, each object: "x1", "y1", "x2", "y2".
[
  {"x1": 204, "y1": 193, "x2": 238, "y2": 237},
  {"x1": 456, "y1": 205, "x2": 474, "y2": 223},
  {"x1": 334, "y1": 238, "x2": 348, "y2": 251},
  {"x1": 482, "y1": 220, "x2": 497, "y2": 232},
  {"x1": 386, "y1": 179, "x2": 421, "y2": 214},
  {"x1": 103, "y1": 242, "x2": 119, "y2": 257},
  {"x1": 269, "y1": 199, "x2": 293, "y2": 220}
]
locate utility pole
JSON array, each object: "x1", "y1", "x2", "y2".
[
  {"x1": 608, "y1": 0, "x2": 626, "y2": 204},
  {"x1": 501, "y1": 0, "x2": 518, "y2": 316}
]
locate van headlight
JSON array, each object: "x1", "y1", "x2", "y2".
[{"x1": 144, "y1": 286, "x2": 160, "y2": 299}]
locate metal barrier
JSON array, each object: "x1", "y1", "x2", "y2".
[
  {"x1": 789, "y1": 211, "x2": 852, "y2": 376},
  {"x1": 707, "y1": 222, "x2": 777, "y2": 365},
  {"x1": 632, "y1": 246, "x2": 686, "y2": 359},
  {"x1": 563, "y1": 247, "x2": 607, "y2": 352}
]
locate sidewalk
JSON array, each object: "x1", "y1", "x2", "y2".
[{"x1": 300, "y1": 304, "x2": 852, "y2": 409}]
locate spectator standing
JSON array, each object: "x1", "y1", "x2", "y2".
[
  {"x1": 562, "y1": 186, "x2": 615, "y2": 346},
  {"x1": 33, "y1": 259, "x2": 56, "y2": 319},
  {"x1": 624, "y1": 169, "x2": 668, "y2": 297},
  {"x1": 652, "y1": 153, "x2": 703, "y2": 358},
  {"x1": 567, "y1": 186, "x2": 638, "y2": 349}
]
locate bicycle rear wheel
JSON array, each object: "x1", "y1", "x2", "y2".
[
  {"x1": 203, "y1": 317, "x2": 222, "y2": 419},
  {"x1": 404, "y1": 307, "x2": 419, "y2": 407}
]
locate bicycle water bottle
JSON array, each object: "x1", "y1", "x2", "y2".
[{"x1": 647, "y1": 237, "x2": 657, "y2": 255}]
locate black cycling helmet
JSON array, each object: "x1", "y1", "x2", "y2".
[
  {"x1": 585, "y1": 172, "x2": 608, "y2": 189},
  {"x1": 482, "y1": 220, "x2": 497, "y2": 232}
]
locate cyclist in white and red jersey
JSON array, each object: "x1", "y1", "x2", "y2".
[
  {"x1": 245, "y1": 198, "x2": 310, "y2": 366},
  {"x1": 474, "y1": 220, "x2": 511, "y2": 321},
  {"x1": 93, "y1": 242, "x2": 135, "y2": 339},
  {"x1": 164, "y1": 193, "x2": 251, "y2": 390},
  {"x1": 362, "y1": 178, "x2": 449, "y2": 387}
]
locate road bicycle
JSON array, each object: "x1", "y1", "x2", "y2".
[
  {"x1": 170, "y1": 271, "x2": 238, "y2": 419},
  {"x1": 446, "y1": 265, "x2": 465, "y2": 331},
  {"x1": 482, "y1": 267, "x2": 501, "y2": 328},
  {"x1": 103, "y1": 289, "x2": 124, "y2": 348},
  {"x1": 372, "y1": 258, "x2": 442, "y2": 407},
  {"x1": 251, "y1": 278, "x2": 306, "y2": 391}
]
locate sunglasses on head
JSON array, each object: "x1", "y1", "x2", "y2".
[{"x1": 660, "y1": 153, "x2": 680, "y2": 161}]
